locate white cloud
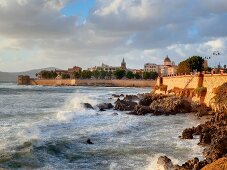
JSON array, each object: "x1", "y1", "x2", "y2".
[{"x1": 0, "y1": 0, "x2": 227, "y2": 71}]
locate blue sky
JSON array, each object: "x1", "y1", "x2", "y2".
[{"x1": 61, "y1": 0, "x2": 95, "y2": 23}]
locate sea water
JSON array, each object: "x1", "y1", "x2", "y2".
[{"x1": 0, "y1": 83, "x2": 203, "y2": 170}]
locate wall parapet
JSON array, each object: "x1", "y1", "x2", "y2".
[{"x1": 156, "y1": 74, "x2": 227, "y2": 109}]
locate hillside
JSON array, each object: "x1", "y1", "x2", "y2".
[{"x1": 0, "y1": 67, "x2": 59, "y2": 82}]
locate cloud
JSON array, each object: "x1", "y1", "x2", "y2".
[{"x1": 0, "y1": 0, "x2": 227, "y2": 72}]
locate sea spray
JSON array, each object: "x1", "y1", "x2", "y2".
[{"x1": 56, "y1": 93, "x2": 98, "y2": 121}]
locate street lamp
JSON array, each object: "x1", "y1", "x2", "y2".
[{"x1": 213, "y1": 51, "x2": 221, "y2": 68}]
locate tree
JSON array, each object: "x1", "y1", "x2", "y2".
[
  {"x1": 61, "y1": 73, "x2": 70, "y2": 79},
  {"x1": 40, "y1": 70, "x2": 57, "y2": 79},
  {"x1": 177, "y1": 60, "x2": 191, "y2": 74},
  {"x1": 177, "y1": 56, "x2": 204, "y2": 74},
  {"x1": 92, "y1": 70, "x2": 100, "y2": 79},
  {"x1": 150, "y1": 71, "x2": 159, "y2": 80},
  {"x1": 134, "y1": 73, "x2": 141, "y2": 79},
  {"x1": 81, "y1": 70, "x2": 92, "y2": 79},
  {"x1": 100, "y1": 70, "x2": 107, "y2": 79},
  {"x1": 143, "y1": 72, "x2": 151, "y2": 80},
  {"x1": 126, "y1": 71, "x2": 134, "y2": 79},
  {"x1": 73, "y1": 71, "x2": 81, "y2": 79},
  {"x1": 114, "y1": 69, "x2": 126, "y2": 79}
]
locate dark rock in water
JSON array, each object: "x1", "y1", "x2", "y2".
[
  {"x1": 139, "y1": 93, "x2": 166, "y2": 106},
  {"x1": 157, "y1": 156, "x2": 173, "y2": 170},
  {"x1": 97, "y1": 103, "x2": 113, "y2": 110},
  {"x1": 83, "y1": 103, "x2": 94, "y2": 109},
  {"x1": 123, "y1": 95, "x2": 139, "y2": 101},
  {"x1": 86, "y1": 139, "x2": 94, "y2": 144},
  {"x1": 112, "y1": 94, "x2": 120, "y2": 98},
  {"x1": 129, "y1": 105, "x2": 152, "y2": 115},
  {"x1": 112, "y1": 112, "x2": 118, "y2": 116},
  {"x1": 114, "y1": 99, "x2": 137, "y2": 111},
  {"x1": 99, "y1": 108, "x2": 106, "y2": 112},
  {"x1": 181, "y1": 128, "x2": 194, "y2": 139},
  {"x1": 150, "y1": 96, "x2": 192, "y2": 114}
]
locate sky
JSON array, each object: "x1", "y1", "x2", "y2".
[{"x1": 0, "y1": 0, "x2": 227, "y2": 72}]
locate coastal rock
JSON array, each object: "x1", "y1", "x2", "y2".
[
  {"x1": 157, "y1": 156, "x2": 173, "y2": 170},
  {"x1": 114, "y1": 99, "x2": 137, "y2": 111},
  {"x1": 201, "y1": 157, "x2": 227, "y2": 170},
  {"x1": 181, "y1": 111, "x2": 227, "y2": 165},
  {"x1": 181, "y1": 128, "x2": 194, "y2": 139},
  {"x1": 83, "y1": 103, "x2": 94, "y2": 109},
  {"x1": 97, "y1": 103, "x2": 113, "y2": 110},
  {"x1": 123, "y1": 95, "x2": 139, "y2": 101},
  {"x1": 129, "y1": 105, "x2": 152, "y2": 115},
  {"x1": 149, "y1": 96, "x2": 192, "y2": 114},
  {"x1": 128, "y1": 105, "x2": 152, "y2": 115},
  {"x1": 139, "y1": 93, "x2": 166, "y2": 106}
]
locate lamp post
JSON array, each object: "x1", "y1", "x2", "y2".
[{"x1": 213, "y1": 51, "x2": 221, "y2": 68}]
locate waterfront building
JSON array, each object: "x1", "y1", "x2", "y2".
[
  {"x1": 144, "y1": 56, "x2": 178, "y2": 77},
  {"x1": 88, "y1": 58, "x2": 127, "y2": 72}
]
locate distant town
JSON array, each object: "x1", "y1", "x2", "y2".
[
  {"x1": 34, "y1": 55, "x2": 226, "y2": 81},
  {"x1": 35, "y1": 56, "x2": 179, "y2": 80}
]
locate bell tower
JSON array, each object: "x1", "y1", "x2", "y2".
[{"x1": 121, "y1": 58, "x2": 126, "y2": 70}]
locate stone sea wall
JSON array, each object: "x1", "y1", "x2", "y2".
[
  {"x1": 25, "y1": 78, "x2": 156, "y2": 87},
  {"x1": 156, "y1": 74, "x2": 227, "y2": 108}
]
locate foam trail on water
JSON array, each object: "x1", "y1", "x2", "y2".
[{"x1": 56, "y1": 93, "x2": 98, "y2": 121}]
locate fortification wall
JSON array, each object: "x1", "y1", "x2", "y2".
[
  {"x1": 29, "y1": 79, "x2": 76, "y2": 86},
  {"x1": 75, "y1": 79, "x2": 155, "y2": 87},
  {"x1": 20, "y1": 78, "x2": 155, "y2": 87},
  {"x1": 156, "y1": 74, "x2": 227, "y2": 108}
]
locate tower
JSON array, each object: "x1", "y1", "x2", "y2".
[
  {"x1": 164, "y1": 55, "x2": 172, "y2": 66},
  {"x1": 121, "y1": 58, "x2": 126, "y2": 70}
]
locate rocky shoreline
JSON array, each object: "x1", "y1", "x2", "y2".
[{"x1": 86, "y1": 88, "x2": 226, "y2": 170}]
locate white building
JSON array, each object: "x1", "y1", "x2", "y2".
[
  {"x1": 144, "y1": 56, "x2": 178, "y2": 77},
  {"x1": 144, "y1": 63, "x2": 159, "y2": 72}
]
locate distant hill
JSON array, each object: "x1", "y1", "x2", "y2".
[{"x1": 0, "y1": 67, "x2": 59, "y2": 82}]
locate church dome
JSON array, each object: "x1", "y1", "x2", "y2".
[
  {"x1": 164, "y1": 56, "x2": 172, "y2": 66},
  {"x1": 164, "y1": 56, "x2": 171, "y2": 63}
]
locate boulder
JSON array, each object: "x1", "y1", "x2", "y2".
[
  {"x1": 83, "y1": 103, "x2": 94, "y2": 109},
  {"x1": 97, "y1": 103, "x2": 113, "y2": 110},
  {"x1": 123, "y1": 95, "x2": 139, "y2": 101},
  {"x1": 181, "y1": 128, "x2": 194, "y2": 139},
  {"x1": 128, "y1": 105, "x2": 152, "y2": 115},
  {"x1": 150, "y1": 96, "x2": 192, "y2": 114},
  {"x1": 157, "y1": 156, "x2": 173, "y2": 170},
  {"x1": 114, "y1": 99, "x2": 137, "y2": 111}
]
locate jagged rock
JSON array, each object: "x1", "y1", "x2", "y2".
[
  {"x1": 112, "y1": 94, "x2": 120, "y2": 98},
  {"x1": 114, "y1": 99, "x2": 137, "y2": 111},
  {"x1": 157, "y1": 156, "x2": 173, "y2": 170},
  {"x1": 123, "y1": 95, "x2": 139, "y2": 101},
  {"x1": 139, "y1": 93, "x2": 166, "y2": 106},
  {"x1": 97, "y1": 103, "x2": 113, "y2": 110},
  {"x1": 150, "y1": 96, "x2": 192, "y2": 114},
  {"x1": 128, "y1": 105, "x2": 152, "y2": 115},
  {"x1": 181, "y1": 128, "x2": 194, "y2": 139},
  {"x1": 83, "y1": 103, "x2": 94, "y2": 109}
]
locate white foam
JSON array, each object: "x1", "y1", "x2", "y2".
[
  {"x1": 56, "y1": 93, "x2": 97, "y2": 121},
  {"x1": 146, "y1": 154, "x2": 179, "y2": 170}
]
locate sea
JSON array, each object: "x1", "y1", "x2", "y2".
[{"x1": 0, "y1": 83, "x2": 204, "y2": 170}]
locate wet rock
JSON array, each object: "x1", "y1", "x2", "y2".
[
  {"x1": 128, "y1": 105, "x2": 152, "y2": 115},
  {"x1": 112, "y1": 112, "x2": 118, "y2": 116},
  {"x1": 83, "y1": 103, "x2": 94, "y2": 109},
  {"x1": 139, "y1": 93, "x2": 166, "y2": 106},
  {"x1": 157, "y1": 156, "x2": 173, "y2": 170},
  {"x1": 181, "y1": 128, "x2": 194, "y2": 139},
  {"x1": 150, "y1": 96, "x2": 192, "y2": 114},
  {"x1": 86, "y1": 139, "x2": 94, "y2": 144},
  {"x1": 97, "y1": 103, "x2": 113, "y2": 110},
  {"x1": 114, "y1": 99, "x2": 137, "y2": 111},
  {"x1": 123, "y1": 95, "x2": 139, "y2": 101}
]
